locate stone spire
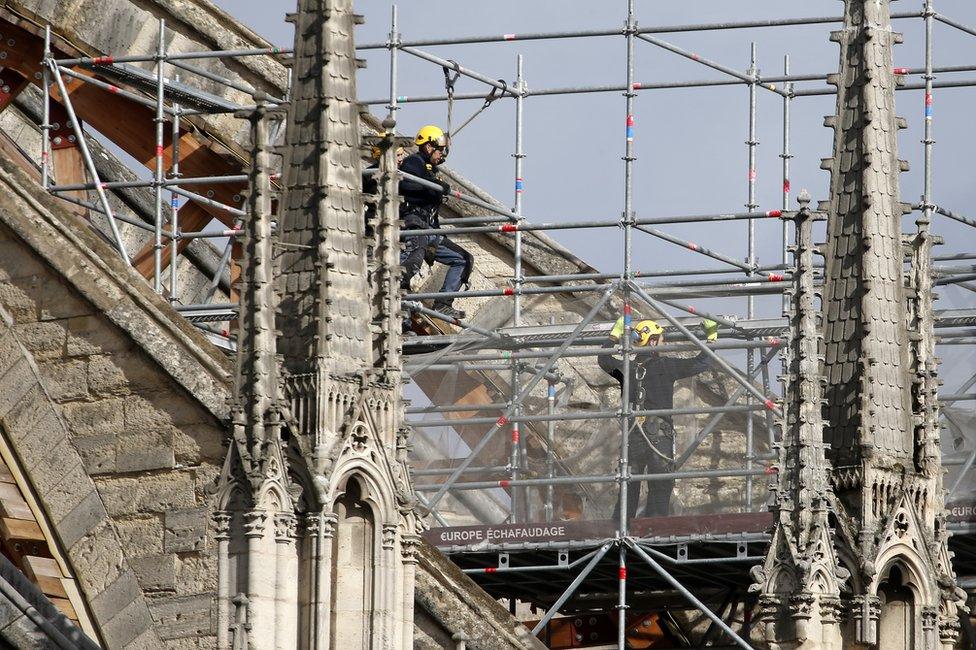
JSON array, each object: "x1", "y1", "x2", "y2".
[
  {"x1": 215, "y1": 101, "x2": 303, "y2": 650},
  {"x1": 752, "y1": 194, "x2": 847, "y2": 649},
  {"x1": 757, "y1": 2, "x2": 965, "y2": 646},
  {"x1": 276, "y1": 0, "x2": 372, "y2": 375},
  {"x1": 228, "y1": 100, "x2": 286, "y2": 486},
  {"x1": 821, "y1": 0, "x2": 914, "y2": 471}
]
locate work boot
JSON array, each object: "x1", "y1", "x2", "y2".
[{"x1": 432, "y1": 302, "x2": 465, "y2": 321}]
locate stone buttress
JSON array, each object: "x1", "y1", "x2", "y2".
[
  {"x1": 752, "y1": 194, "x2": 847, "y2": 649},
  {"x1": 213, "y1": 0, "x2": 417, "y2": 648},
  {"x1": 757, "y1": 1, "x2": 965, "y2": 647}
]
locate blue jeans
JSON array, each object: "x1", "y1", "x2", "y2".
[{"x1": 400, "y1": 233, "x2": 472, "y2": 298}]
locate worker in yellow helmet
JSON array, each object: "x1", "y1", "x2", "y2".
[
  {"x1": 399, "y1": 125, "x2": 472, "y2": 325},
  {"x1": 363, "y1": 142, "x2": 405, "y2": 241},
  {"x1": 600, "y1": 316, "x2": 719, "y2": 520}
]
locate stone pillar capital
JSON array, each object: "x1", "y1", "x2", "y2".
[
  {"x1": 212, "y1": 511, "x2": 233, "y2": 541},
  {"x1": 401, "y1": 534, "x2": 422, "y2": 565},
  {"x1": 382, "y1": 523, "x2": 398, "y2": 551},
  {"x1": 243, "y1": 510, "x2": 268, "y2": 538},
  {"x1": 274, "y1": 512, "x2": 298, "y2": 543}
]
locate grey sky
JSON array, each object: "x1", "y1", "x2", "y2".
[{"x1": 211, "y1": 0, "x2": 975, "y2": 380}]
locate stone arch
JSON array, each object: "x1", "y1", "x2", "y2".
[
  {"x1": 873, "y1": 542, "x2": 936, "y2": 607},
  {"x1": 330, "y1": 475, "x2": 376, "y2": 650},
  {"x1": 328, "y1": 457, "x2": 399, "y2": 524},
  {"x1": 876, "y1": 564, "x2": 917, "y2": 649}
]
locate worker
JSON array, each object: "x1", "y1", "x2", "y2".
[
  {"x1": 599, "y1": 317, "x2": 720, "y2": 520},
  {"x1": 362, "y1": 144, "x2": 405, "y2": 239},
  {"x1": 399, "y1": 125, "x2": 473, "y2": 322}
]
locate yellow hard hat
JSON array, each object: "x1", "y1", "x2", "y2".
[
  {"x1": 415, "y1": 125, "x2": 448, "y2": 148},
  {"x1": 634, "y1": 320, "x2": 664, "y2": 346}
]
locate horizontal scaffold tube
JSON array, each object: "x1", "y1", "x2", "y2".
[
  {"x1": 520, "y1": 264, "x2": 791, "y2": 285},
  {"x1": 405, "y1": 274, "x2": 791, "y2": 302},
  {"x1": 409, "y1": 403, "x2": 767, "y2": 429},
  {"x1": 408, "y1": 339, "x2": 784, "y2": 367},
  {"x1": 794, "y1": 77, "x2": 976, "y2": 96},
  {"x1": 399, "y1": 209, "x2": 783, "y2": 238},
  {"x1": 361, "y1": 63, "x2": 976, "y2": 105},
  {"x1": 413, "y1": 467, "x2": 767, "y2": 492},
  {"x1": 49, "y1": 175, "x2": 248, "y2": 193},
  {"x1": 357, "y1": 11, "x2": 923, "y2": 50}
]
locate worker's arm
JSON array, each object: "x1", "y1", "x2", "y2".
[
  {"x1": 669, "y1": 351, "x2": 712, "y2": 379},
  {"x1": 597, "y1": 340, "x2": 624, "y2": 381},
  {"x1": 399, "y1": 155, "x2": 444, "y2": 204},
  {"x1": 670, "y1": 319, "x2": 718, "y2": 378}
]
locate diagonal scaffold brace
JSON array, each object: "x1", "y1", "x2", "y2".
[{"x1": 423, "y1": 282, "x2": 619, "y2": 512}]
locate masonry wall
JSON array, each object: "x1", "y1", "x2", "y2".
[{"x1": 0, "y1": 211, "x2": 228, "y2": 648}]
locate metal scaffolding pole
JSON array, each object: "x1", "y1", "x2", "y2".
[
  {"x1": 781, "y1": 55, "x2": 793, "y2": 313},
  {"x1": 414, "y1": 466, "x2": 767, "y2": 492},
  {"x1": 626, "y1": 539, "x2": 753, "y2": 650},
  {"x1": 400, "y1": 45, "x2": 512, "y2": 95},
  {"x1": 356, "y1": 11, "x2": 924, "y2": 51},
  {"x1": 169, "y1": 83, "x2": 181, "y2": 303},
  {"x1": 545, "y1": 380, "x2": 556, "y2": 523},
  {"x1": 387, "y1": 5, "x2": 399, "y2": 122},
  {"x1": 745, "y1": 42, "x2": 759, "y2": 509},
  {"x1": 674, "y1": 347, "x2": 779, "y2": 470},
  {"x1": 636, "y1": 32, "x2": 785, "y2": 97},
  {"x1": 629, "y1": 282, "x2": 781, "y2": 416},
  {"x1": 153, "y1": 19, "x2": 167, "y2": 293},
  {"x1": 423, "y1": 284, "x2": 617, "y2": 511},
  {"x1": 400, "y1": 209, "x2": 781, "y2": 237},
  {"x1": 618, "y1": 2, "x2": 637, "y2": 644},
  {"x1": 509, "y1": 53, "x2": 527, "y2": 522},
  {"x1": 41, "y1": 27, "x2": 52, "y2": 190},
  {"x1": 529, "y1": 542, "x2": 613, "y2": 637},
  {"x1": 47, "y1": 62, "x2": 131, "y2": 264}
]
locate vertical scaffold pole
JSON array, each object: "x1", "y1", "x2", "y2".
[
  {"x1": 744, "y1": 42, "x2": 758, "y2": 509},
  {"x1": 169, "y1": 78, "x2": 181, "y2": 304},
  {"x1": 618, "y1": 0, "x2": 637, "y2": 646},
  {"x1": 387, "y1": 5, "x2": 399, "y2": 122},
  {"x1": 41, "y1": 26, "x2": 52, "y2": 189},
  {"x1": 153, "y1": 19, "x2": 167, "y2": 293},
  {"x1": 545, "y1": 380, "x2": 556, "y2": 523},
  {"x1": 509, "y1": 53, "x2": 527, "y2": 522},
  {"x1": 781, "y1": 55, "x2": 792, "y2": 312},
  {"x1": 923, "y1": 1, "x2": 934, "y2": 227},
  {"x1": 514, "y1": 54, "x2": 526, "y2": 322}
]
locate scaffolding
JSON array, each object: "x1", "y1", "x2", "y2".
[{"x1": 30, "y1": 2, "x2": 976, "y2": 647}]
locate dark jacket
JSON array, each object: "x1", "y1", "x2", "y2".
[
  {"x1": 598, "y1": 343, "x2": 710, "y2": 414},
  {"x1": 399, "y1": 152, "x2": 444, "y2": 227}
]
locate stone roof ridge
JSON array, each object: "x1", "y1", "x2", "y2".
[{"x1": 0, "y1": 153, "x2": 233, "y2": 420}]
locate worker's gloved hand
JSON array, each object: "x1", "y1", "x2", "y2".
[
  {"x1": 424, "y1": 244, "x2": 438, "y2": 266},
  {"x1": 610, "y1": 316, "x2": 626, "y2": 341},
  {"x1": 701, "y1": 318, "x2": 719, "y2": 342},
  {"x1": 436, "y1": 179, "x2": 451, "y2": 195}
]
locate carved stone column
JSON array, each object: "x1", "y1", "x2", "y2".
[
  {"x1": 244, "y1": 510, "x2": 271, "y2": 649},
  {"x1": 314, "y1": 513, "x2": 337, "y2": 648},
  {"x1": 274, "y1": 513, "x2": 298, "y2": 650},
  {"x1": 374, "y1": 522, "x2": 395, "y2": 646},
  {"x1": 850, "y1": 595, "x2": 880, "y2": 646},
  {"x1": 212, "y1": 511, "x2": 233, "y2": 650},
  {"x1": 400, "y1": 533, "x2": 421, "y2": 650}
]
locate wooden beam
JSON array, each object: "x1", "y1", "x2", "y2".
[
  {"x1": 0, "y1": 67, "x2": 29, "y2": 112},
  {"x1": 131, "y1": 202, "x2": 211, "y2": 278}
]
